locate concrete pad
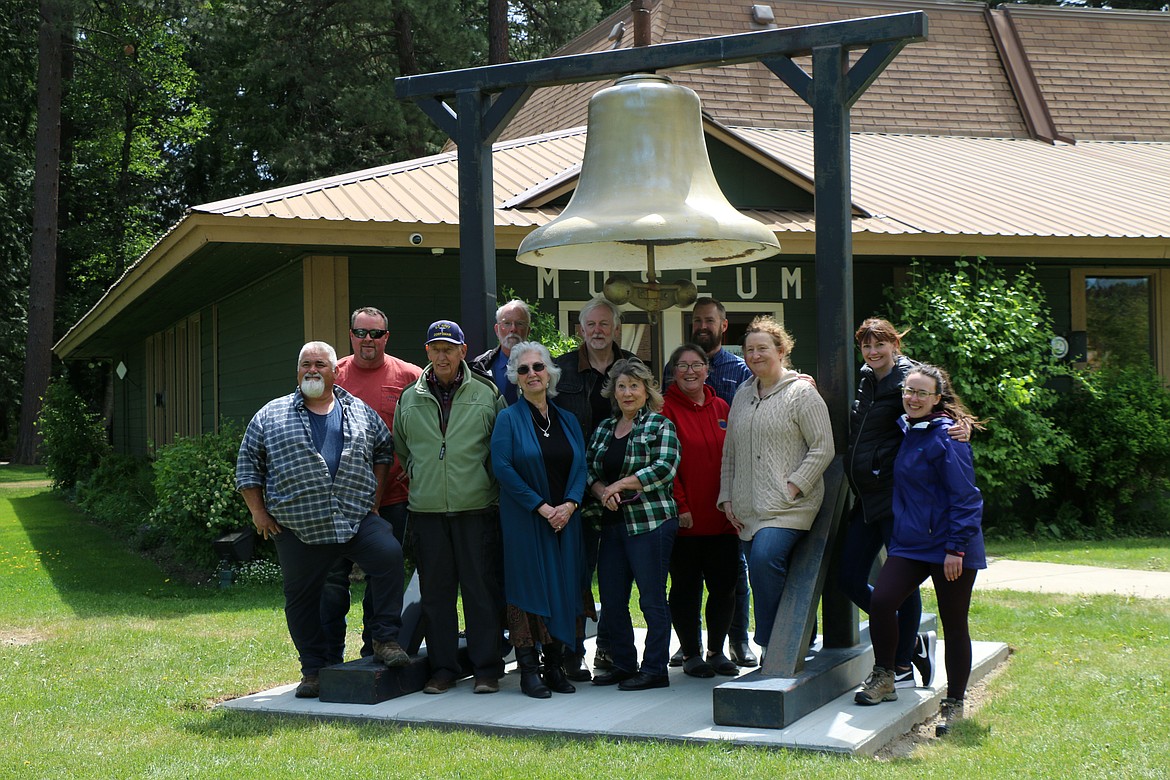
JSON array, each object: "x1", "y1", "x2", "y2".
[{"x1": 219, "y1": 635, "x2": 1008, "y2": 755}]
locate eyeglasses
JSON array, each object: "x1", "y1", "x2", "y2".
[
  {"x1": 352, "y1": 328, "x2": 387, "y2": 339},
  {"x1": 675, "y1": 361, "x2": 706, "y2": 373},
  {"x1": 497, "y1": 319, "x2": 529, "y2": 330},
  {"x1": 516, "y1": 362, "x2": 546, "y2": 375},
  {"x1": 902, "y1": 387, "x2": 939, "y2": 400}
]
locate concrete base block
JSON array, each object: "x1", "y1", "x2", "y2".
[
  {"x1": 713, "y1": 641, "x2": 875, "y2": 729},
  {"x1": 320, "y1": 638, "x2": 473, "y2": 705},
  {"x1": 713, "y1": 614, "x2": 939, "y2": 730}
]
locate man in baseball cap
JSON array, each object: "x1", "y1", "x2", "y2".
[{"x1": 393, "y1": 318, "x2": 507, "y2": 695}]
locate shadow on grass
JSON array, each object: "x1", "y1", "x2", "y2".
[{"x1": 5, "y1": 489, "x2": 278, "y2": 618}]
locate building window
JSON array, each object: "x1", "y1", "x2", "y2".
[
  {"x1": 1072, "y1": 269, "x2": 1166, "y2": 379},
  {"x1": 1084, "y1": 276, "x2": 1152, "y2": 369}
]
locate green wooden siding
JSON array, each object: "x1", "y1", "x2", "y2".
[
  {"x1": 201, "y1": 306, "x2": 216, "y2": 433},
  {"x1": 217, "y1": 265, "x2": 304, "y2": 425},
  {"x1": 348, "y1": 252, "x2": 461, "y2": 366},
  {"x1": 112, "y1": 344, "x2": 149, "y2": 456}
]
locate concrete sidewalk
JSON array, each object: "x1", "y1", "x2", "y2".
[{"x1": 969, "y1": 558, "x2": 1170, "y2": 599}]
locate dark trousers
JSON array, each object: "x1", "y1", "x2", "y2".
[
  {"x1": 870, "y1": 555, "x2": 977, "y2": 700},
  {"x1": 598, "y1": 518, "x2": 677, "y2": 677},
  {"x1": 668, "y1": 533, "x2": 739, "y2": 658},
  {"x1": 411, "y1": 510, "x2": 504, "y2": 681},
  {"x1": 581, "y1": 521, "x2": 610, "y2": 653},
  {"x1": 320, "y1": 501, "x2": 409, "y2": 662},
  {"x1": 838, "y1": 505, "x2": 921, "y2": 668},
  {"x1": 274, "y1": 513, "x2": 404, "y2": 677}
]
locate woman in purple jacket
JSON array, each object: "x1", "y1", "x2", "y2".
[{"x1": 854, "y1": 363, "x2": 985, "y2": 737}]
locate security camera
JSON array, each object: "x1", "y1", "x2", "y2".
[{"x1": 409, "y1": 233, "x2": 424, "y2": 246}]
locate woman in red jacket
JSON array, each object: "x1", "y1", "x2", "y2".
[{"x1": 661, "y1": 344, "x2": 740, "y2": 678}]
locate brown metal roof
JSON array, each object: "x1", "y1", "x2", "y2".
[{"x1": 192, "y1": 124, "x2": 1170, "y2": 247}]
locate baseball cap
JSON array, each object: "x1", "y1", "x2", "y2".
[{"x1": 425, "y1": 320, "x2": 465, "y2": 345}]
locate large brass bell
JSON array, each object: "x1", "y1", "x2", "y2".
[{"x1": 515, "y1": 72, "x2": 780, "y2": 272}]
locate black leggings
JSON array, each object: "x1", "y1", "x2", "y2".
[{"x1": 870, "y1": 555, "x2": 977, "y2": 700}]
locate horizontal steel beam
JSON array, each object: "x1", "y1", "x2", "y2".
[{"x1": 395, "y1": 11, "x2": 926, "y2": 99}]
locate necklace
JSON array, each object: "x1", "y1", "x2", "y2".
[{"x1": 531, "y1": 405, "x2": 552, "y2": 438}]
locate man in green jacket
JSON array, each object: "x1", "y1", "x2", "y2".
[{"x1": 393, "y1": 319, "x2": 507, "y2": 695}]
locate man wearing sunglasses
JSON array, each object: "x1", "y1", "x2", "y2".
[
  {"x1": 471, "y1": 299, "x2": 531, "y2": 405},
  {"x1": 320, "y1": 307, "x2": 424, "y2": 664}
]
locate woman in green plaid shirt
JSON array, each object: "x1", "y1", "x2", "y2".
[{"x1": 585, "y1": 359, "x2": 681, "y2": 691}]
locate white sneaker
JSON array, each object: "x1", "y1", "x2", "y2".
[{"x1": 913, "y1": 630, "x2": 937, "y2": 688}]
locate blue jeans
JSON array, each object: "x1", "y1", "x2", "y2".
[
  {"x1": 727, "y1": 546, "x2": 752, "y2": 643},
  {"x1": 743, "y1": 527, "x2": 804, "y2": 649},
  {"x1": 837, "y1": 504, "x2": 920, "y2": 668},
  {"x1": 597, "y1": 518, "x2": 677, "y2": 676},
  {"x1": 274, "y1": 512, "x2": 405, "y2": 677},
  {"x1": 321, "y1": 501, "x2": 409, "y2": 662}
]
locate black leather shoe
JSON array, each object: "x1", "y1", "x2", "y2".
[
  {"x1": 563, "y1": 653, "x2": 592, "y2": 682},
  {"x1": 618, "y1": 672, "x2": 670, "y2": 691},
  {"x1": 729, "y1": 639, "x2": 758, "y2": 668},
  {"x1": 591, "y1": 669, "x2": 636, "y2": 686},
  {"x1": 669, "y1": 648, "x2": 685, "y2": 667},
  {"x1": 592, "y1": 648, "x2": 615, "y2": 670}
]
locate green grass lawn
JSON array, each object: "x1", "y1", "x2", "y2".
[
  {"x1": 2, "y1": 479, "x2": 1168, "y2": 779},
  {"x1": 987, "y1": 537, "x2": 1170, "y2": 572}
]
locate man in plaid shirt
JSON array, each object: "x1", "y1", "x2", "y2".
[{"x1": 237, "y1": 341, "x2": 410, "y2": 699}]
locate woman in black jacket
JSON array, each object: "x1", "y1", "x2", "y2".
[{"x1": 839, "y1": 318, "x2": 965, "y2": 690}]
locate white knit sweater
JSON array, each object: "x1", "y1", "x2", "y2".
[{"x1": 718, "y1": 371, "x2": 834, "y2": 540}]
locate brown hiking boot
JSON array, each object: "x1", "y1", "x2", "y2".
[
  {"x1": 854, "y1": 665, "x2": 898, "y2": 705},
  {"x1": 372, "y1": 638, "x2": 410, "y2": 667},
  {"x1": 294, "y1": 674, "x2": 320, "y2": 698}
]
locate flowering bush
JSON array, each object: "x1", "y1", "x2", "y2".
[{"x1": 148, "y1": 420, "x2": 253, "y2": 570}]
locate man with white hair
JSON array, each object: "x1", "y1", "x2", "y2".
[
  {"x1": 471, "y1": 299, "x2": 532, "y2": 405},
  {"x1": 237, "y1": 341, "x2": 410, "y2": 699}
]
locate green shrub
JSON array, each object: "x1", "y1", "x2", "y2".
[
  {"x1": 889, "y1": 258, "x2": 1070, "y2": 528},
  {"x1": 1042, "y1": 364, "x2": 1170, "y2": 537},
  {"x1": 501, "y1": 286, "x2": 580, "y2": 358},
  {"x1": 35, "y1": 377, "x2": 111, "y2": 490},
  {"x1": 148, "y1": 420, "x2": 253, "y2": 571},
  {"x1": 76, "y1": 453, "x2": 156, "y2": 538}
]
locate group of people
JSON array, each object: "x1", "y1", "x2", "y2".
[{"x1": 235, "y1": 296, "x2": 985, "y2": 735}]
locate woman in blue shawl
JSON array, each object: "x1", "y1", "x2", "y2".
[{"x1": 491, "y1": 341, "x2": 588, "y2": 699}]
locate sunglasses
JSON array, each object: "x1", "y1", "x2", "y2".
[
  {"x1": 516, "y1": 362, "x2": 546, "y2": 375},
  {"x1": 352, "y1": 328, "x2": 388, "y2": 339}
]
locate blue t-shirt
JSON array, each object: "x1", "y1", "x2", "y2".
[
  {"x1": 492, "y1": 348, "x2": 517, "y2": 405},
  {"x1": 307, "y1": 402, "x2": 343, "y2": 479}
]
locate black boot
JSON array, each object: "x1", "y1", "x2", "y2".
[
  {"x1": 515, "y1": 646, "x2": 551, "y2": 699},
  {"x1": 562, "y1": 651, "x2": 592, "y2": 682},
  {"x1": 541, "y1": 642, "x2": 577, "y2": 694}
]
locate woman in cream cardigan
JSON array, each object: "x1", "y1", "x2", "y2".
[{"x1": 718, "y1": 316, "x2": 833, "y2": 659}]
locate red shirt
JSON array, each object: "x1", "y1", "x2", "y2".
[
  {"x1": 661, "y1": 383, "x2": 735, "y2": 537},
  {"x1": 335, "y1": 353, "x2": 423, "y2": 506}
]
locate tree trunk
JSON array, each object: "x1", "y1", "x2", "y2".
[
  {"x1": 488, "y1": 0, "x2": 508, "y2": 64},
  {"x1": 15, "y1": 0, "x2": 64, "y2": 464}
]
